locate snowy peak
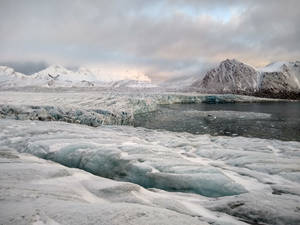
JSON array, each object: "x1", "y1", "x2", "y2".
[
  {"x1": 32, "y1": 65, "x2": 102, "y2": 87},
  {"x1": 33, "y1": 65, "x2": 152, "y2": 83},
  {"x1": 33, "y1": 65, "x2": 77, "y2": 80},
  {"x1": 0, "y1": 64, "x2": 155, "y2": 89},
  {"x1": 0, "y1": 66, "x2": 15, "y2": 76},
  {"x1": 0, "y1": 66, "x2": 26, "y2": 78},
  {"x1": 46, "y1": 64, "x2": 70, "y2": 72},
  {"x1": 0, "y1": 66, "x2": 33, "y2": 88},
  {"x1": 259, "y1": 61, "x2": 289, "y2": 73},
  {"x1": 188, "y1": 59, "x2": 300, "y2": 98},
  {"x1": 192, "y1": 59, "x2": 258, "y2": 93},
  {"x1": 259, "y1": 61, "x2": 300, "y2": 73},
  {"x1": 259, "y1": 61, "x2": 300, "y2": 93}
]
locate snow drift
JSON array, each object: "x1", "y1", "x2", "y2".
[{"x1": 1, "y1": 119, "x2": 300, "y2": 225}]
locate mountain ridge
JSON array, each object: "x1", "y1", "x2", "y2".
[
  {"x1": 1, "y1": 60, "x2": 300, "y2": 99},
  {"x1": 189, "y1": 59, "x2": 300, "y2": 99},
  {"x1": 0, "y1": 64, "x2": 154, "y2": 88}
]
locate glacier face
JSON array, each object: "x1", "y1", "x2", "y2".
[
  {"x1": 0, "y1": 104, "x2": 132, "y2": 126},
  {"x1": 0, "y1": 90, "x2": 287, "y2": 127},
  {"x1": 1, "y1": 119, "x2": 300, "y2": 225}
]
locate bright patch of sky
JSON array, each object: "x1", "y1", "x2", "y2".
[{"x1": 140, "y1": 3, "x2": 242, "y2": 23}]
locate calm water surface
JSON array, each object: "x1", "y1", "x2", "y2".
[{"x1": 134, "y1": 102, "x2": 300, "y2": 141}]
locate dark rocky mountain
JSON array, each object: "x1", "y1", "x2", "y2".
[{"x1": 191, "y1": 59, "x2": 300, "y2": 99}]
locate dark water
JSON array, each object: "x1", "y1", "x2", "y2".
[{"x1": 134, "y1": 102, "x2": 300, "y2": 141}]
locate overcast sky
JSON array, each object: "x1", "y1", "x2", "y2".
[{"x1": 0, "y1": 0, "x2": 299, "y2": 80}]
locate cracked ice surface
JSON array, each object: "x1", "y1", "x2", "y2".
[
  {"x1": 0, "y1": 151, "x2": 211, "y2": 225},
  {"x1": 1, "y1": 119, "x2": 300, "y2": 225}
]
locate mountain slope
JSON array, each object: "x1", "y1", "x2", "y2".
[
  {"x1": 192, "y1": 59, "x2": 259, "y2": 93},
  {"x1": 32, "y1": 65, "x2": 98, "y2": 86},
  {"x1": 258, "y1": 61, "x2": 300, "y2": 91},
  {"x1": 190, "y1": 59, "x2": 300, "y2": 99},
  {"x1": 256, "y1": 61, "x2": 300, "y2": 98},
  {"x1": 0, "y1": 66, "x2": 33, "y2": 87}
]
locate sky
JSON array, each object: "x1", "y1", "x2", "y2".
[{"x1": 0, "y1": 0, "x2": 299, "y2": 81}]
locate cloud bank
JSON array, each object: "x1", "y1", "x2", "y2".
[{"x1": 0, "y1": 0, "x2": 299, "y2": 80}]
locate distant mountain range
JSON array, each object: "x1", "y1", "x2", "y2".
[
  {"x1": 1, "y1": 60, "x2": 300, "y2": 99},
  {"x1": 0, "y1": 65, "x2": 156, "y2": 89}
]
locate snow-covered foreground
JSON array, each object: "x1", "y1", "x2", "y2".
[
  {"x1": 1, "y1": 119, "x2": 300, "y2": 225},
  {"x1": 0, "y1": 149, "x2": 209, "y2": 225}
]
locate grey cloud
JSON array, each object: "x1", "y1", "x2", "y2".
[
  {"x1": 0, "y1": 0, "x2": 299, "y2": 80},
  {"x1": 0, "y1": 61, "x2": 48, "y2": 75}
]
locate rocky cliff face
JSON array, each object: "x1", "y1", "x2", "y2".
[
  {"x1": 259, "y1": 62, "x2": 300, "y2": 91},
  {"x1": 192, "y1": 59, "x2": 259, "y2": 93},
  {"x1": 255, "y1": 61, "x2": 300, "y2": 99}
]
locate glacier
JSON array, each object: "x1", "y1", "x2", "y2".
[
  {"x1": 0, "y1": 90, "x2": 287, "y2": 127},
  {"x1": 0, "y1": 150, "x2": 211, "y2": 225},
  {"x1": 0, "y1": 89, "x2": 299, "y2": 225},
  {"x1": 0, "y1": 119, "x2": 300, "y2": 224}
]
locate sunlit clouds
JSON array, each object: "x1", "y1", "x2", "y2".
[{"x1": 0, "y1": 0, "x2": 299, "y2": 81}]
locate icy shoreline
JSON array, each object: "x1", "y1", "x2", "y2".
[{"x1": 0, "y1": 90, "x2": 292, "y2": 127}]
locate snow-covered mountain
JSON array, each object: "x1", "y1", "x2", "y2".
[
  {"x1": 32, "y1": 65, "x2": 97, "y2": 82},
  {"x1": 31, "y1": 65, "x2": 99, "y2": 87},
  {"x1": 1, "y1": 60, "x2": 300, "y2": 98},
  {"x1": 0, "y1": 66, "x2": 34, "y2": 87},
  {"x1": 190, "y1": 59, "x2": 300, "y2": 98},
  {"x1": 258, "y1": 61, "x2": 300, "y2": 93},
  {"x1": 0, "y1": 65, "x2": 155, "y2": 89},
  {"x1": 192, "y1": 59, "x2": 259, "y2": 93}
]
